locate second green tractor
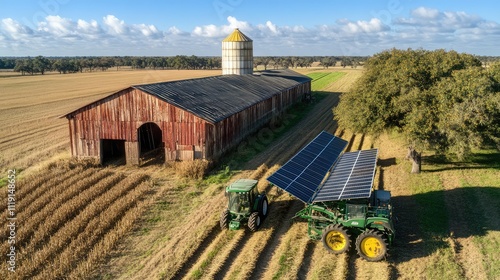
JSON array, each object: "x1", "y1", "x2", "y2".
[{"x1": 220, "y1": 179, "x2": 268, "y2": 232}]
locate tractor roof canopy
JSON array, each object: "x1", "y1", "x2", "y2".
[{"x1": 226, "y1": 179, "x2": 258, "y2": 192}]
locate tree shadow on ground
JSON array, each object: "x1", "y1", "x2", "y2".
[
  {"x1": 389, "y1": 186, "x2": 500, "y2": 263},
  {"x1": 378, "y1": 157, "x2": 397, "y2": 167},
  {"x1": 422, "y1": 151, "x2": 500, "y2": 172}
]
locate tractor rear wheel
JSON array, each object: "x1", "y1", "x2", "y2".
[
  {"x1": 248, "y1": 212, "x2": 261, "y2": 232},
  {"x1": 321, "y1": 224, "x2": 351, "y2": 254},
  {"x1": 259, "y1": 195, "x2": 269, "y2": 218},
  {"x1": 355, "y1": 229, "x2": 388, "y2": 261},
  {"x1": 220, "y1": 209, "x2": 230, "y2": 230}
]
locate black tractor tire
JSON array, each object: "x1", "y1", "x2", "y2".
[
  {"x1": 321, "y1": 224, "x2": 351, "y2": 254},
  {"x1": 259, "y1": 195, "x2": 269, "y2": 218},
  {"x1": 220, "y1": 209, "x2": 230, "y2": 230},
  {"x1": 355, "y1": 229, "x2": 388, "y2": 262},
  {"x1": 248, "y1": 212, "x2": 261, "y2": 232}
]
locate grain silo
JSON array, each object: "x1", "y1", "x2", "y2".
[{"x1": 222, "y1": 28, "x2": 253, "y2": 75}]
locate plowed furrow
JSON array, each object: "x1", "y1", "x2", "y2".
[
  {"x1": 221, "y1": 194, "x2": 295, "y2": 280},
  {"x1": 183, "y1": 231, "x2": 246, "y2": 280},
  {"x1": 17, "y1": 172, "x2": 121, "y2": 270},
  {"x1": 257, "y1": 217, "x2": 310, "y2": 280},
  {"x1": 0, "y1": 123, "x2": 62, "y2": 147},
  {"x1": 0, "y1": 168, "x2": 107, "y2": 256},
  {"x1": 17, "y1": 173, "x2": 127, "y2": 278},
  {"x1": 33, "y1": 175, "x2": 149, "y2": 279},
  {"x1": 69, "y1": 180, "x2": 156, "y2": 279},
  {"x1": 134, "y1": 193, "x2": 225, "y2": 279},
  {"x1": 5, "y1": 140, "x2": 68, "y2": 168},
  {"x1": 0, "y1": 166, "x2": 81, "y2": 226},
  {"x1": 16, "y1": 167, "x2": 93, "y2": 218},
  {"x1": 13, "y1": 169, "x2": 108, "y2": 247},
  {"x1": 173, "y1": 226, "x2": 225, "y2": 279}
]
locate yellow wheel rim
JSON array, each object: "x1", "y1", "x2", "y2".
[
  {"x1": 361, "y1": 236, "x2": 383, "y2": 258},
  {"x1": 325, "y1": 231, "x2": 347, "y2": 251}
]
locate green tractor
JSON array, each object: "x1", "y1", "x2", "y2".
[
  {"x1": 294, "y1": 190, "x2": 394, "y2": 261},
  {"x1": 267, "y1": 131, "x2": 395, "y2": 261},
  {"x1": 220, "y1": 179, "x2": 269, "y2": 231}
]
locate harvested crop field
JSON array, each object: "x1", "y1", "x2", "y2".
[{"x1": 1, "y1": 67, "x2": 498, "y2": 279}]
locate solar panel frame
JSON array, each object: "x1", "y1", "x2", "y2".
[
  {"x1": 267, "y1": 131, "x2": 348, "y2": 203},
  {"x1": 313, "y1": 148, "x2": 378, "y2": 202}
]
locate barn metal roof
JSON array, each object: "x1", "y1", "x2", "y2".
[{"x1": 133, "y1": 69, "x2": 311, "y2": 123}]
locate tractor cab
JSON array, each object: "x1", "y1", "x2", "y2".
[
  {"x1": 220, "y1": 179, "x2": 268, "y2": 231},
  {"x1": 227, "y1": 184, "x2": 257, "y2": 214}
]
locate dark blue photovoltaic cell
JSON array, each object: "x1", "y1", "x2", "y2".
[
  {"x1": 267, "y1": 131, "x2": 348, "y2": 203},
  {"x1": 313, "y1": 149, "x2": 378, "y2": 202}
]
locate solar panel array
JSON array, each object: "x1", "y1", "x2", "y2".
[
  {"x1": 313, "y1": 149, "x2": 378, "y2": 202},
  {"x1": 267, "y1": 131, "x2": 347, "y2": 203}
]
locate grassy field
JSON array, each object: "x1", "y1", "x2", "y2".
[{"x1": 0, "y1": 67, "x2": 498, "y2": 279}]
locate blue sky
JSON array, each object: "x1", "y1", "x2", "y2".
[{"x1": 1, "y1": 0, "x2": 500, "y2": 56}]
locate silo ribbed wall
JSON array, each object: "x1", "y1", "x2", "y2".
[{"x1": 222, "y1": 41, "x2": 253, "y2": 75}]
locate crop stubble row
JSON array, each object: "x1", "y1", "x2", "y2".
[{"x1": 0, "y1": 164, "x2": 154, "y2": 280}]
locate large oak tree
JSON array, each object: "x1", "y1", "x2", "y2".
[{"x1": 334, "y1": 49, "x2": 500, "y2": 173}]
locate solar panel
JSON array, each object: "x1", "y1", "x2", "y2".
[
  {"x1": 313, "y1": 149, "x2": 378, "y2": 202},
  {"x1": 267, "y1": 131, "x2": 348, "y2": 203}
]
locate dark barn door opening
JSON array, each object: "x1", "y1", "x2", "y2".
[
  {"x1": 138, "y1": 122, "x2": 164, "y2": 164},
  {"x1": 101, "y1": 139, "x2": 126, "y2": 165}
]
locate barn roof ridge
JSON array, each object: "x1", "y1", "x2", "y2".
[{"x1": 62, "y1": 69, "x2": 311, "y2": 123}]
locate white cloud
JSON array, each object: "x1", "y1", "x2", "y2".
[
  {"x1": 135, "y1": 23, "x2": 159, "y2": 37},
  {"x1": 226, "y1": 16, "x2": 251, "y2": 31},
  {"x1": 103, "y1": 15, "x2": 128, "y2": 35},
  {"x1": 412, "y1": 7, "x2": 440, "y2": 19},
  {"x1": 0, "y1": 8, "x2": 499, "y2": 56},
  {"x1": 193, "y1": 24, "x2": 219, "y2": 37},
  {"x1": 77, "y1": 19, "x2": 101, "y2": 34},
  {"x1": 1, "y1": 18, "x2": 33, "y2": 40},
  {"x1": 265, "y1": 21, "x2": 279, "y2": 34},
  {"x1": 38, "y1": 15, "x2": 73, "y2": 37},
  {"x1": 192, "y1": 16, "x2": 251, "y2": 37},
  {"x1": 442, "y1": 11, "x2": 481, "y2": 28},
  {"x1": 168, "y1": 26, "x2": 182, "y2": 35},
  {"x1": 343, "y1": 18, "x2": 389, "y2": 33}
]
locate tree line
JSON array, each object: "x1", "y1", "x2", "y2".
[
  {"x1": 4, "y1": 56, "x2": 222, "y2": 75},
  {"x1": 334, "y1": 49, "x2": 500, "y2": 173},
  {"x1": 0, "y1": 55, "x2": 368, "y2": 75}
]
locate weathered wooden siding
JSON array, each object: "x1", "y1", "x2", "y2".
[
  {"x1": 67, "y1": 80, "x2": 310, "y2": 163},
  {"x1": 67, "y1": 88, "x2": 208, "y2": 163},
  {"x1": 206, "y1": 81, "x2": 310, "y2": 159}
]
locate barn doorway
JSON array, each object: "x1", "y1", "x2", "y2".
[
  {"x1": 138, "y1": 122, "x2": 164, "y2": 164},
  {"x1": 101, "y1": 139, "x2": 126, "y2": 165}
]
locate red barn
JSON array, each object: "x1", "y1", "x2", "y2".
[{"x1": 63, "y1": 69, "x2": 311, "y2": 164}]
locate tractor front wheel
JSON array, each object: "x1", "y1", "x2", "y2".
[
  {"x1": 220, "y1": 209, "x2": 230, "y2": 230},
  {"x1": 248, "y1": 212, "x2": 261, "y2": 232},
  {"x1": 355, "y1": 230, "x2": 388, "y2": 261},
  {"x1": 321, "y1": 224, "x2": 351, "y2": 254}
]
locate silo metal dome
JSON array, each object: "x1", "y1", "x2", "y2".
[{"x1": 222, "y1": 28, "x2": 253, "y2": 75}]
